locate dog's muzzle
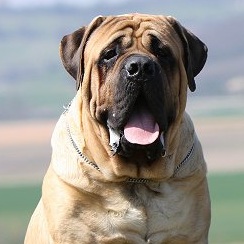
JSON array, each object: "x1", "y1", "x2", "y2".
[{"x1": 106, "y1": 54, "x2": 168, "y2": 162}]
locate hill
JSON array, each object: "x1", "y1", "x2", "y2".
[{"x1": 0, "y1": 1, "x2": 244, "y2": 120}]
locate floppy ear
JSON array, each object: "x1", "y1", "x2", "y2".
[
  {"x1": 169, "y1": 18, "x2": 208, "y2": 92},
  {"x1": 60, "y1": 16, "x2": 106, "y2": 90}
]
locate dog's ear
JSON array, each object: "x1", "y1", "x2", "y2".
[
  {"x1": 168, "y1": 17, "x2": 208, "y2": 92},
  {"x1": 60, "y1": 16, "x2": 106, "y2": 90}
]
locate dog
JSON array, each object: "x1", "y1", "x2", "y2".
[{"x1": 25, "y1": 13, "x2": 211, "y2": 243}]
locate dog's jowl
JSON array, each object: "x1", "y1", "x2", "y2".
[{"x1": 25, "y1": 14, "x2": 211, "y2": 244}]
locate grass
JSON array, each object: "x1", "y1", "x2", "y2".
[
  {"x1": 0, "y1": 184, "x2": 41, "y2": 244},
  {"x1": 208, "y1": 173, "x2": 244, "y2": 243},
  {"x1": 0, "y1": 173, "x2": 243, "y2": 243}
]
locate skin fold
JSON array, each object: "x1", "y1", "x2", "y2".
[{"x1": 25, "y1": 14, "x2": 210, "y2": 244}]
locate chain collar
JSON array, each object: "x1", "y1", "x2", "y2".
[
  {"x1": 66, "y1": 120, "x2": 101, "y2": 172},
  {"x1": 63, "y1": 102, "x2": 194, "y2": 183},
  {"x1": 171, "y1": 141, "x2": 195, "y2": 178}
]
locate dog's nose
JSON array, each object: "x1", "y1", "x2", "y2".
[{"x1": 125, "y1": 55, "x2": 156, "y2": 79}]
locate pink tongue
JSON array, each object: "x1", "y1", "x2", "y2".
[{"x1": 124, "y1": 108, "x2": 159, "y2": 145}]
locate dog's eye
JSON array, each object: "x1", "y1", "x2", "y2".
[
  {"x1": 102, "y1": 48, "x2": 118, "y2": 62},
  {"x1": 150, "y1": 35, "x2": 171, "y2": 58},
  {"x1": 150, "y1": 35, "x2": 175, "y2": 66}
]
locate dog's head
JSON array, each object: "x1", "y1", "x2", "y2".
[{"x1": 60, "y1": 14, "x2": 207, "y2": 167}]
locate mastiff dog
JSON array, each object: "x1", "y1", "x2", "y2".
[{"x1": 25, "y1": 14, "x2": 211, "y2": 243}]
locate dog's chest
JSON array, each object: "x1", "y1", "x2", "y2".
[{"x1": 102, "y1": 182, "x2": 190, "y2": 243}]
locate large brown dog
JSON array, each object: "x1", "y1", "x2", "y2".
[{"x1": 25, "y1": 14, "x2": 211, "y2": 243}]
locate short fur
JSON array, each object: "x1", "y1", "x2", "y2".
[{"x1": 25, "y1": 14, "x2": 210, "y2": 244}]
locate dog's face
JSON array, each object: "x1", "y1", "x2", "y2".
[{"x1": 60, "y1": 14, "x2": 207, "y2": 165}]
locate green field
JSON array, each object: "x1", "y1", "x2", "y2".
[
  {"x1": 0, "y1": 173, "x2": 244, "y2": 243},
  {"x1": 208, "y1": 173, "x2": 244, "y2": 243}
]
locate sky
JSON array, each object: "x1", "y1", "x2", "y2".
[{"x1": 1, "y1": 0, "x2": 129, "y2": 8}]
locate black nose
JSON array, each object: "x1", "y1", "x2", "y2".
[{"x1": 124, "y1": 55, "x2": 156, "y2": 79}]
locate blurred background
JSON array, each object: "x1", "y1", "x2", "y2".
[{"x1": 0, "y1": 0, "x2": 244, "y2": 243}]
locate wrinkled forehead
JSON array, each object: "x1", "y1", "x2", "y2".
[{"x1": 85, "y1": 14, "x2": 181, "y2": 57}]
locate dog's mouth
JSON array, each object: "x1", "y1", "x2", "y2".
[
  {"x1": 107, "y1": 97, "x2": 166, "y2": 162},
  {"x1": 123, "y1": 105, "x2": 159, "y2": 145}
]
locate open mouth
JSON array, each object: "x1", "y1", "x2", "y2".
[
  {"x1": 107, "y1": 98, "x2": 165, "y2": 162},
  {"x1": 123, "y1": 106, "x2": 159, "y2": 145}
]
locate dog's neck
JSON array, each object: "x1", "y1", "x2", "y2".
[{"x1": 51, "y1": 97, "x2": 198, "y2": 189}]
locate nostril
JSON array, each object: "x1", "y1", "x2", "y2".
[
  {"x1": 125, "y1": 55, "x2": 156, "y2": 78},
  {"x1": 127, "y1": 62, "x2": 139, "y2": 76}
]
